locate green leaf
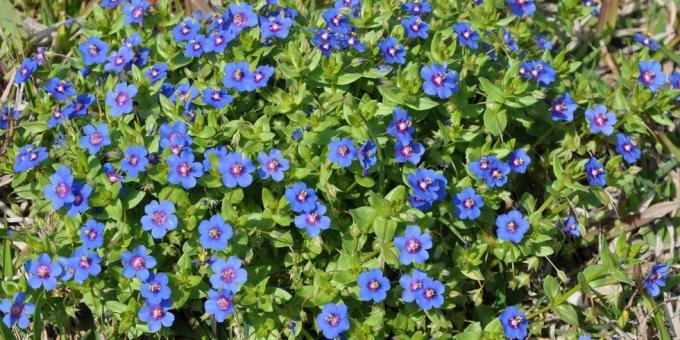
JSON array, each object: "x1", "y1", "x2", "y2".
[
  {"x1": 543, "y1": 275, "x2": 559, "y2": 302},
  {"x1": 456, "y1": 322, "x2": 481, "y2": 339},
  {"x1": 483, "y1": 108, "x2": 507, "y2": 136},
  {"x1": 552, "y1": 304, "x2": 579, "y2": 326},
  {"x1": 479, "y1": 78, "x2": 506, "y2": 103}
]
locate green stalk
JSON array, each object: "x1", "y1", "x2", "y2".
[{"x1": 527, "y1": 283, "x2": 581, "y2": 319}]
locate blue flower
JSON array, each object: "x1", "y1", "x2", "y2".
[
  {"x1": 141, "y1": 272, "x2": 172, "y2": 304},
  {"x1": 420, "y1": 63, "x2": 459, "y2": 99},
  {"x1": 145, "y1": 63, "x2": 168, "y2": 83},
  {"x1": 519, "y1": 60, "x2": 556, "y2": 87},
  {"x1": 644, "y1": 263, "x2": 669, "y2": 297},
  {"x1": 285, "y1": 182, "x2": 318, "y2": 212},
  {"x1": 393, "y1": 225, "x2": 432, "y2": 265},
  {"x1": 1, "y1": 107, "x2": 20, "y2": 129},
  {"x1": 334, "y1": 0, "x2": 361, "y2": 16},
  {"x1": 103, "y1": 163, "x2": 123, "y2": 183},
  {"x1": 670, "y1": 72, "x2": 680, "y2": 101},
  {"x1": 45, "y1": 78, "x2": 76, "y2": 101},
  {"x1": 578, "y1": 335, "x2": 592, "y2": 340},
  {"x1": 638, "y1": 61, "x2": 666, "y2": 93},
  {"x1": 159, "y1": 121, "x2": 192, "y2": 154},
  {"x1": 415, "y1": 278, "x2": 444, "y2": 310},
  {"x1": 585, "y1": 104, "x2": 616, "y2": 136},
  {"x1": 66, "y1": 181, "x2": 92, "y2": 216},
  {"x1": 138, "y1": 300, "x2": 174, "y2": 332},
  {"x1": 199, "y1": 215, "x2": 233, "y2": 251},
  {"x1": 0, "y1": 293, "x2": 34, "y2": 329},
  {"x1": 223, "y1": 61, "x2": 255, "y2": 92},
  {"x1": 43, "y1": 166, "x2": 75, "y2": 209},
  {"x1": 357, "y1": 269, "x2": 390, "y2": 302},
  {"x1": 184, "y1": 34, "x2": 206, "y2": 58},
  {"x1": 585, "y1": 157, "x2": 606, "y2": 187},
  {"x1": 403, "y1": 1, "x2": 431, "y2": 15},
  {"x1": 205, "y1": 289, "x2": 235, "y2": 322},
  {"x1": 550, "y1": 92, "x2": 577, "y2": 122},
  {"x1": 506, "y1": 0, "x2": 535, "y2": 16},
  {"x1": 26, "y1": 253, "x2": 62, "y2": 291},
  {"x1": 257, "y1": 149, "x2": 289, "y2": 182},
  {"x1": 496, "y1": 210, "x2": 530, "y2": 243},
  {"x1": 65, "y1": 93, "x2": 95, "y2": 117},
  {"x1": 106, "y1": 82, "x2": 137, "y2": 117},
  {"x1": 171, "y1": 82, "x2": 199, "y2": 105},
  {"x1": 80, "y1": 123, "x2": 111, "y2": 154},
  {"x1": 124, "y1": 31, "x2": 143, "y2": 48},
  {"x1": 379, "y1": 37, "x2": 406, "y2": 65},
  {"x1": 68, "y1": 246, "x2": 102, "y2": 284},
  {"x1": 104, "y1": 47, "x2": 134, "y2": 73},
  {"x1": 121, "y1": 145, "x2": 149, "y2": 178},
  {"x1": 394, "y1": 140, "x2": 424, "y2": 165},
  {"x1": 123, "y1": 0, "x2": 148, "y2": 25},
  {"x1": 387, "y1": 107, "x2": 414, "y2": 144},
  {"x1": 634, "y1": 33, "x2": 660, "y2": 51},
  {"x1": 341, "y1": 32, "x2": 367, "y2": 52},
  {"x1": 80, "y1": 37, "x2": 109, "y2": 65},
  {"x1": 327, "y1": 138, "x2": 356, "y2": 168},
  {"x1": 503, "y1": 28, "x2": 519, "y2": 52},
  {"x1": 401, "y1": 16, "x2": 429, "y2": 39},
  {"x1": 141, "y1": 200, "x2": 178, "y2": 239},
  {"x1": 582, "y1": 0, "x2": 600, "y2": 14},
  {"x1": 316, "y1": 303, "x2": 350, "y2": 339},
  {"x1": 121, "y1": 245, "x2": 157, "y2": 281},
  {"x1": 616, "y1": 133, "x2": 641, "y2": 164},
  {"x1": 209, "y1": 256, "x2": 247, "y2": 291},
  {"x1": 57, "y1": 256, "x2": 75, "y2": 281},
  {"x1": 533, "y1": 34, "x2": 553, "y2": 50},
  {"x1": 499, "y1": 306, "x2": 529, "y2": 339},
  {"x1": 358, "y1": 140, "x2": 378, "y2": 174},
  {"x1": 482, "y1": 158, "x2": 510, "y2": 188},
  {"x1": 312, "y1": 28, "x2": 341, "y2": 56},
  {"x1": 167, "y1": 151, "x2": 204, "y2": 189},
  {"x1": 260, "y1": 14, "x2": 293, "y2": 39},
  {"x1": 453, "y1": 187, "x2": 484, "y2": 220},
  {"x1": 291, "y1": 128, "x2": 304, "y2": 141},
  {"x1": 508, "y1": 149, "x2": 531, "y2": 174},
  {"x1": 202, "y1": 146, "x2": 228, "y2": 172},
  {"x1": 172, "y1": 17, "x2": 200, "y2": 42},
  {"x1": 252, "y1": 65, "x2": 275, "y2": 89},
  {"x1": 399, "y1": 269, "x2": 428, "y2": 302},
  {"x1": 218, "y1": 152, "x2": 255, "y2": 188},
  {"x1": 227, "y1": 3, "x2": 258, "y2": 33},
  {"x1": 453, "y1": 22, "x2": 480, "y2": 50},
  {"x1": 80, "y1": 219, "x2": 105, "y2": 249},
  {"x1": 562, "y1": 215, "x2": 580, "y2": 237},
  {"x1": 204, "y1": 30, "x2": 235, "y2": 53},
  {"x1": 14, "y1": 144, "x2": 48, "y2": 173},
  {"x1": 407, "y1": 168, "x2": 447, "y2": 203},
  {"x1": 47, "y1": 108, "x2": 67, "y2": 128},
  {"x1": 15, "y1": 58, "x2": 37, "y2": 84},
  {"x1": 294, "y1": 203, "x2": 331, "y2": 237},
  {"x1": 323, "y1": 8, "x2": 352, "y2": 34}
]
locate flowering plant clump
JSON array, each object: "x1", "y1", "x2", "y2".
[{"x1": 0, "y1": 0, "x2": 679, "y2": 338}]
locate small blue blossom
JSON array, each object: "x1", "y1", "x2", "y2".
[
  {"x1": 393, "y1": 225, "x2": 432, "y2": 265},
  {"x1": 223, "y1": 61, "x2": 255, "y2": 92},
  {"x1": 121, "y1": 145, "x2": 149, "y2": 178},
  {"x1": 482, "y1": 158, "x2": 510, "y2": 188},
  {"x1": 0, "y1": 293, "x2": 34, "y2": 329},
  {"x1": 496, "y1": 210, "x2": 530, "y2": 243},
  {"x1": 585, "y1": 104, "x2": 616, "y2": 135},
  {"x1": 387, "y1": 107, "x2": 414, "y2": 144},
  {"x1": 260, "y1": 14, "x2": 293, "y2": 40},
  {"x1": 65, "y1": 93, "x2": 95, "y2": 117},
  {"x1": 26, "y1": 253, "x2": 62, "y2": 291},
  {"x1": 141, "y1": 200, "x2": 178, "y2": 239},
  {"x1": 415, "y1": 278, "x2": 444, "y2": 310},
  {"x1": 334, "y1": 0, "x2": 361, "y2": 16},
  {"x1": 519, "y1": 60, "x2": 556, "y2": 87},
  {"x1": 123, "y1": 0, "x2": 148, "y2": 25},
  {"x1": 106, "y1": 82, "x2": 137, "y2": 117},
  {"x1": 562, "y1": 215, "x2": 580, "y2": 237},
  {"x1": 327, "y1": 138, "x2": 357, "y2": 168},
  {"x1": 198, "y1": 215, "x2": 233, "y2": 251},
  {"x1": 104, "y1": 47, "x2": 134, "y2": 73},
  {"x1": 357, "y1": 269, "x2": 391, "y2": 302},
  {"x1": 508, "y1": 149, "x2": 531, "y2": 174},
  {"x1": 209, "y1": 256, "x2": 247, "y2": 292},
  {"x1": 420, "y1": 63, "x2": 459, "y2": 99},
  {"x1": 644, "y1": 263, "x2": 669, "y2": 297},
  {"x1": 57, "y1": 256, "x2": 75, "y2": 281},
  {"x1": 285, "y1": 182, "x2": 318, "y2": 212},
  {"x1": 399, "y1": 269, "x2": 428, "y2": 302},
  {"x1": 204, "y1": 30, "x2": 235, "y2": 53},
  {"x1": 80, "y1": 219, "x2": 105, "y2": 249},
  {"x1": 80, "y1": 37, "x2": 109, "y2": 65},
  {"x1": 170, "y1": 82, "x2": 199, "y2": 105},
  {"x1": 616, "y1": 133, "x2": 641, "y2": 164},
  {"x1": 407, "y1": 168, "x2": 447, "y2": 203},
  {"x1": 80, "y1": 123, "x2": 111, "y2": 154},
  {"x1": 252, "y1": 65, "x2": 275, "y2": 89},
  {"x1": 550, "y1": 92, "x2": 577, "y2": 122},
  {"x1": 312, "y1": 28, "x2": 341, "y2": 56},
  {"x1": 145, "y1": 63, "x2": 168, "y2": 83},
  {"x1": 401, "y1": 16, "x2": 429, "y2": 39},
  {"x1": 316, "y1": 303, "x2": 349, "y2": 339},
  {"x1": 506, "y1": 0, "x2": 536, "y2": 17},
  {"x1": 340, "y1": 32, "x2": 366, "y2": 52},
  {"x1": 141, "y1": 272, "x2": 172, "y2": 304},
  {"x1": 585, "y1": 157, "x2": 607, "y2": 187},
  {"x1": 453, "y1": 22, "x2": 480, "y2": 50},
  {"x1": 638, "y1": 60, "x2": 666, "y2": 93},
  {"x1": 205, "y1": 289, "x2": 235, "y2": 322},
  {"x1": 159, "y1": 121, "x2": 192, "y2": 154},
  {"x1": 499, "y1": 306, "x2": 529, "y2": 340},
  {"x1": 533, "y1": 34, "x2": 553, "y2": 50},
  {"x1": 294, "y1": 203, "x2": 331, "y2": 237},
  {"x1": 322, "y1": 8, "x2": 352, "y2": 34},
  {"x1": 403, "y1": 1, "x2": 431, "y2": 15},
  {"x1": 68, "y1": 246, "x2": 102, "y2": 284},
  {"x1": 14, "y1": 144, "x2": 48, "y2": 173},
  {"x1": 394, "y1": 140, "x2": 424, "y2": 165},
  {"x1": 453, "y1": 187, "x2": 484, "y2": 220},
  {"x1": 15, "y1": 58, "x2": 37, "y2": 84},
  {"x1": 45, "y1": 78, "x2": 76, "y2": 101},
  {"x1": 138, "y1": 300, "x2": 174, "y2": 332},
  {"x1": 634, "y1": 33, "x2": 660, "y2": 51},
  {"x1": 503, "y1": 28, "x2": 519, "y2": 52},
  {"x1": 358, "y1": 140, "x2": 378, "y2": 175},
  {"x1": 65, "y1": 181, "x2": 92, "y2": 216},
  {"x1": 121, "y1": 245, "x2": 157, "y2": 281},
  {"x1": 379, "y1": 37, "x2": 406, "y2": 65},
  {"x1": 172, "y1": 17, "x2": 200, "y2": 42},
  {"x1": 43, "y1": 166, "x2": 75, "y2": 209},
  {"x1": 184, "y1": 34, "x2": 206, "y2": 58},
  {"x1": 257, "y1": 149, "x2": 289, "y2": 182},
  {"x1": 218, "y1": 152, "x2": 255, "y2": 188}
]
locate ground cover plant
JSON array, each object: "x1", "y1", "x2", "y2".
[{"x1": 0, "y1": 0, "x2": 679, "y2": 338}]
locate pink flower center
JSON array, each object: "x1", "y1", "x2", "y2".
[
  {"x1": 233, "y1": 13, "x2": 246, "y2": 26},
  {"x1": 230, "y1": 163, "x2": 243, "y2": 176},
  {"x1": 217, "y1": 297, "x2": 231, "y2": 310},
  {"x1": 88, "y1": 45, "x2": 99, "y2": 56},
  {"x1": 337, "y1": 145, "x2": 349, "y2": 157},
  {"x1": 152, "y1": 211, "x2": 167, "y2": 226},
  {"x1": 271, "y1": 22, "x2": 281, "y2": 32},
  {"x1": 10, "y1": 304, "x2": 23, "y2": 316},
  {"x1": 132, "y1": 7, "x2": 144, "y2": 18},
  {"x1": 79, "y1": 255, "x2": 91, "y2": 269},
  {"x1": 418, "y1": 178, "x2": 432, "y2": 190},
  {"x1": 406, "y1": 239, "x2": 421, "y2": 253},
  {"x1": 513, "y1": 157, "x2": 524, "y2": 167},
  {"x1": 306, "y1": 212, "x2": 319, "y2": 225},
  {"x1": 87, "y1": 229, "x2": 98, "y2": 240},
  {"x1": 267, "y1": 159, "x2": 279, "y2": 171},
  {"x1": 90, "y1": 132, "x2": 103, "y2": 146},
  {"x1": 211, "y1": 92, "x2": 222, "y2": 100},
  {"x1": 221, "y1": 267, "x2": 236, "y2": 283},
  {"x1": 432, "y1": 73, "x2": 444, "y2": 86},
  {"x1": 296, "y1": 190, "x2": 307, "y2": 202},
  {"x1": 131, "y1": 256, "x2": 146, "y2": 270},
  {"x1": 491, "y1": 169, "x2": 503, "y2": 179},
  {"x1": 149, "y1": 281, "x2": 161, "y2": 293},
  {"x1": 410, "y1": 280, "x2": 422, "y2": 291},
  {"x1": 208, "y1": 227, "x2": 221, "y2": 239},
  {"x1": 128, "y1": 155, "x2": 139, "y2": 166},
  {"x1": 368, "y1": 279, "x2": 381, "y2": 291},
  {"x1": 623, "y1": 143, "x2": 632, "y2": 151},
  {"x1": 114, "y1": 56, "x2": 125, "y2": 66},
  {"x1": 151, "y1": 306, "x2": 164, "y2": 320},
  {"x1": 397, "y1": 120, "x2": 410, "y2": 132},
  {"x1": 55, "y1": 182, "x2": 69, "y2": 198},
  {"x1": 507, "y1": 221, "x2": 517, "y2": 232},
  {"x1": 325, "y1": 313, "x2": 340, "y2": 326},
  {"x1": 509, "y1": 316, "x2": 523, "y2": 328},
  {"x1": 115, "y1": 92, "x2": 129, "y2": 106},
  {"x1": 37, "y1": 264, "x2": 50, "y2": 278},
  {"x1": 177, "y1": 162, "x2": 191, "y2": 177},
  {"x1": 594, "y1": 114, "x2": 607, "y2": 127},
  {"x1": 400, "y1": 145, "x2": 414, "y2": 157},
  {"x1": 233, "y1": 69, "x2": 243, "y2": 81},
  {"x1": 463, "y1": 198, "x2": 475, "y2": 209},
  {"x1": 424, "y1": 288, "x2": 435, "y2": 299}
]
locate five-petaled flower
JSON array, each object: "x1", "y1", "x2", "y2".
[
  {"x1": 496, "y1": 210, "x2": 530, "y2": 243},
  {"x1": 205, "y1": 289, "x2": 235, "y2": 322},
  {"x1": 198, "y1": 215, "x2": 234, "y2": 251},
  {"x1": 0, "y1": 293, "x2": 35, "y2": 329},
  {"x1": 453, "y1": 187, "x2": 484, "y2": 220},
  {"x1": 585, "y1": 104, "x2": 617, "y2": 136},
  {"x1": 209, "y1": 256, "x2": 248, "y2": 292},
  {"x1": 294, "y1": 203, "x2": 331, "y2": 237},
  {"x1": 584, "y1": 157, "x2": 607, "y2": 187},
  {"x1": 357, "y1": 269, "x2": 391, "y2": 302},
  {"x1": 316, "y1": 303, "x2": 350, "y2": 339},
  {"x1": 218, "y1": 152, "x2": 255, "y2": 188},
  {"x1": 26, "y1": 253, "x2": 62, "y2": 291},
  {"x1": 328, "y1": 138, "x2": 357, "y2": 168},
  {"x1": 121, "y1": 245, "x2": 157, "y2": 281},
  {"x1": 420, "y1": 63, "x2": 460, "y2": 99},
  {"x1": 499, "y1": 306, "x2": 529, "y2": 340},
  {"x1": 141, "y1": 200, "x2": 178, "y2": 239},
  {"x1": 393, "y1": 225, "x2": 432, "y2": 265},
  {"x1": 106, "y1": 82, "x2": 138, "y2": 117},
  {"x1": 644, "y1": 263, "x2": 669, "y2": 297}
]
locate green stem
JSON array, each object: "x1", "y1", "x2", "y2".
[{"x1": 527, "y1": 283, "x2": 581, "y2": 319}]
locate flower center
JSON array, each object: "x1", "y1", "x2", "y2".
[
  {"x1": 463, "y1": 31, "x2": 471, "y2": 39},
  {"x1": 230, "y1": 163, "x2": 243, "y2": 176},
  {"x1": 73, "y1": 192, "x2": 83, "y2": 206},
  {"x1": 177, "y1": 162, "x2": 191, "y2": 177},
  {"x1": 116, "y1": 92, "x2": 129, "y2": 106},
  {"x1": 623, "y1": 143, "x2": 632, "y2": 152},
  {"x1": 507, "y1": 221, "x2": 517, "y2": 232},
  {"x1": 128, "y1": 155, "x2": 139, "y2": 166},
  {"x1": 368, "y1": 279, "x2": 381, "y2": 291},
  {"x1": 491, "y1": 169, "x2": 503, "y2": 179},
  {"x1": 424, "y1": 288, "x2": 435, "y2": 299},
  {"x1": 152, "y1": 211, "x2": 167, "y2": 226},
  {"x1": 400, "y1": 145, "x2": 414, "y2": 157},
  {"x1": 10, "y1": 304, "x2": 23, "y2": 317},
  {"x1": 132, "y1": 7, "x2": 144, "y2": 18},
  {"x1": 432, "y1": 73, "x2": 444, "y2": 86},
  {"x1": 181, "y1": 27, "x2": 190, "y2": 35},
  {"x1": 463, "y1": 198, "x2": 475, "y2": 209},
  {"x1": 149, "y1": 281, "x2": 161, "y2": 293},
  {"x1": 88, "y1": 45, "x2": 99, "y2": 56},
  {"x1": 233, "y1": 13, "x2": 246, "y2": 26},
  {"x1": 642, "y1": 71, "x2": 655, "y2": 84},
  {"x1": 554, "y1": 102, "x2": 565, "y2": 113},
  {"x1": 406, "y1": 238, "x2": 421, "y2": 253},
  {"x1": 271, "y1": 22, "x2": 281, "y2": 32},
  {"x1": 55, "y1": 182, "x2": 69, "y2": 198},
  {"x1": 325, "y1": 313, "x2": 340, "y2": 327},
  {"x1": 131, "y1": 256, "x2": 146, "y2": 270},
  {"x1": 56, "y1": 84, "x2": 65, "y2": 93},
  {"x1": 217, "y1": 297, "x2": 231, "y2": 310},
  {"x1": 411, "y1": 21, "x2": 421, "y2": 32},
  {"x1": 410, "y1": 280, "x2": 423, "y2": 291},
  {"x1": 114, "y1": 56, "x2": 125, "y2": 66},
  {"x1": 418, "y1": 178, "x2": 432, "y2": 191},
  {"x1": 211, "y1": 92, "x2": 222, "y2": 100},
  {"x1": 337, "y1": 145, "x2": 349, "y2": 157},
  {"x1": 233, "y1": 69, "x2": 243, "y2": 81},
  {"x1": 37, "y1": 264, "x2": 51, "y2": 278},
  {"x1": 388, "y1": 47, "x2": 397, "y2": 56},
  {"x1": 79, "y1": 255, "x2": 91, "y2": 269},
  {"x1": 509, "y1": 316, "x2": 523, "y2": 329},
  {"x1": 87, "y1": 229, "x2": 98, "y2": 240},
  {"x1": 193, "y1": 42, "x2": 202, "y2": 51},
  {"x1": 208, "y1": 226, "x2": 221, "y2": 239},
  {"x1": 254, "y1": 72, "x2": 264, "y2": 82},
  {"x1": 221, "y1": 267, "x2": 236, "y2": 283},
  {"x1": 513, "y1": 157, "x2": 524, "y2": 167},
  {"x1": 296, "y1": 190, "x2": 307, "y2": 202},
  {"x1": 150, "y1": 306, "x2": 164, "y2": 320},
  {"x1": 594, "y1": 114, "x2": 607, "y2": 127},
  {"x1": 267, "y1": 159, "x2": 279, "y2": 171},
  {"x1": 331, "y1": 16, "x2": 341, "y2": 26},
  {"x1": 306, "y1": 212, "x2": 319, "y2": 225},
  {"x1": 90, "y1": 132, "x2": 103, "y2": 146},
  {"x1": 397, "y1": 120, "x2": 410, "y2": 132}
]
